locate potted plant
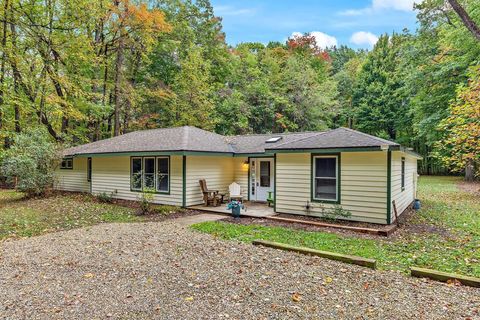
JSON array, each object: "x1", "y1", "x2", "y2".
[{"x1": 227, "y1": 200, "x2": 244, "y2": 218}]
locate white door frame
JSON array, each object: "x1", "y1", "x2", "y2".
[{"x1": 249, "y1": 157, "x2": 274, "y2": 202}]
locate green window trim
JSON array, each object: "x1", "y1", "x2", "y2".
[
  {"x1": 387, "y1": 150, "x2": 392, "y2": 224},
  {"x1": 87, "y1": 157, "x2": 92, "y2": 182},
  {"x1": 60, "y1": 157, "x2": 73, "y2": 170},
  {"x1": 311, "y1": 153, "x2": 341, "y2": 204},
  {"x1": 130, "y1": 156, "x2": 171, "y2": 195},
  {"x1": 401, "y1": 157, "x2": 405, "y2": 192}
]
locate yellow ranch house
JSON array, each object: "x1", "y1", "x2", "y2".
[{"x1": 56, "y1": 126, "x2": 421, "y2": 224}]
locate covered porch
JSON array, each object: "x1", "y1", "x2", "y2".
[{"x1": 189, "y1": 201, "x2": 275, "y2": 218}]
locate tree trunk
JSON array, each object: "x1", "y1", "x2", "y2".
[
  {"x1": 113, "y1": 35, "x2": 124, "y2": 136},
  {"x1": 0, "y1": 0, "x2": 8, "y2": 138},
  {"x1": 465, "y1": 158, "x2": 475, "y2": 181},
  {"x1": 447, "y1": 0, "x2": 480, "y2": 42}
]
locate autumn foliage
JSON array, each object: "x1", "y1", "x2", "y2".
[{"x1": 436, "y1": 66, "x2": 480, "y2": 179}]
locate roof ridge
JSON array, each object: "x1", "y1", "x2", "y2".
[
  {"x1": 266, "y1": 130, "x2": 331, "y2": 149},
  {"x1": 339, "y1": 127, "x2": 398, "y2": 145},
  {"x1": 230, "y1": 131, "x2": 318, "y2": 138}
]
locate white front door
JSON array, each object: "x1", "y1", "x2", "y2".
[{"x1": 249, "y1": 158, "x2": 274, "y2": 201}]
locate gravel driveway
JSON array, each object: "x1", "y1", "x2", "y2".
[{"x1": 1, "y1": 220, "x2": 479, "y2": 319}]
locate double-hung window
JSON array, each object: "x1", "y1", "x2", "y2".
[
  {"x1": 313, "y1": 155, "x2": 339, "y2": 202},
  {"x1": 157, "y1": 157, "x2": 169, "y2": 192},
  {"x1": 131, "y1": 156, "x2": 170, "y2": 193}
]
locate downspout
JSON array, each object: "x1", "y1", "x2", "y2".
[
  {"x1": 386, "y1": 148, "x2": 392, "y2": 225},
  {"x1": 182, "y1": 155, "x2": 186, "y2": 208},
  {"x1": 273, "y1": 154, "x2": 277, "y2": 212}
]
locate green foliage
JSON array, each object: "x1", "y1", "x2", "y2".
[
  {"x1": 1, "y1": 129, "x2": 60, "y2": 197},
  {"x1": 315, "y1": 204, "x2": 352, "y2": 221},
  {"x1": 192, "y1": 176, "x2": 480, "y2": 277},
  {"x1": 96, "y1": 192, "x2": 115, "y2": 204},
  {"x1": 0, "y1": 0, "x2": 479, "y2": 177},
  {"x1": 435, "y1": 66, "x2": 480, "y2": 178},
  {"x1": 138, "y1": 187, "x2": 155, "y2": 215}
]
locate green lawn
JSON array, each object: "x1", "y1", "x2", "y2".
[
  {"x1": 192, "y1": 176, "x2": 480, "y2": 277},
  {"x1": 0, "y1": 191, "x2": 144, "y2": 240}
]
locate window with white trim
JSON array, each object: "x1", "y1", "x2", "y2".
[
  {"x1": 60, "y1": 158, "x2": 73, "y2": 169},
  {"x1": 131, "y1": 156, "x2": 170, "y2": 193},
  {"x1": 313, "y1": 156, "x2": 338, "y2": 201}
]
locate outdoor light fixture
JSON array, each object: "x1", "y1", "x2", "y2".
[{"x1": 242, "y1": 160, "x2": 249, "y2": 168}]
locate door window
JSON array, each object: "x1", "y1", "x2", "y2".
[{"x1": 260, "y1": 161, "x2": 271, "y2": 187}]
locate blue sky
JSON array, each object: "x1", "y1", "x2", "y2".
[{"x1": 210, "y1": 0, "x2": 420, "y2": 49}]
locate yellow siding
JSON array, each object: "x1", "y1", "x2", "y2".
[
  {"x1": 54, "y1": 157, "x2": 90, "y2": 192},
  {"x1": 185, "y1": 156, "x2": 234, "y2": 206},
  {"x1": 91, "y1": 156, "x2": 183, "y2": 206},
  {"x1": 233, "y1": 157, "x2": 249, "y2": 198},
  {"x1": 275, "y1": 152, "x2": 389, "y2": 224},
  {"x1": 391, "y1": 151, "x2": 418, "y2": 220}
]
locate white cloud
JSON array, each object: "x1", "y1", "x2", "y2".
[
  {"x1": 214, "y1": 5, "x2": 256, "y2": 16},
  {"x1": 339, "y1": 0, "x2": 422, "y2": 16},
  {"x1": 350, "y1": 31, "x2": 379, "y2": 47},
  {"x1": 290, "y1": 31, "x2": 338, "y2": 49}
]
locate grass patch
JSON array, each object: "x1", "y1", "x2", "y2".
[
  {"x1": 192, "y1": 176, "x2": 480, "y2": 277},
  {"x1": 0, "y1": 191, "x2": 143, "y2": 240}
]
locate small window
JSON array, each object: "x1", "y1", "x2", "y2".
[
  {"x1": 131, "y1": 157, "x2": 143, "y2": 190},
  {"x1": 157, "y1": 157, "x2": 169, "y2": 193},
  {"x1": 401, "y1": 157, "x2": 405, "y2": 191},
  {"x1": 60, "y1": 158, "x2": 73, "y2": 169},
  {"x1": 87, "y1": 158, "x2": 92, "y2": 182},
  {"x1": 313, "y1": 156, "x2": 338, "y2": 202}
]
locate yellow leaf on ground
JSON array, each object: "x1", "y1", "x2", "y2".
[{"x1": 291, "y1": 292, "x2": 302, "y2": 302}]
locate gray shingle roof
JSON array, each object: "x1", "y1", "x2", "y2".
[
  {"x1": 266, "y1": 127, "x2": 399, "y2": 150},
  {"x1": 63, "y1": 126, "x2": 400, "y2": 156},
  {"x1": 227, "y1": 132, "x2": 319, "y2": 154},
  {"x1": 63, "y1": 126, "x2": 232, "y2": 156}
]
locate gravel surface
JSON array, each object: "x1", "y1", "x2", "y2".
[{"x1": 0, "y1": 221, "x2": 479, "y2": 319}]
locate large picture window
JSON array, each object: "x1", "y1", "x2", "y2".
[
  {"x1": 131, "y1": 156, "x2": 170, "y2": 193},
  {"x1": 313, "y1": 155, "x2": 338, "y2": 202}
]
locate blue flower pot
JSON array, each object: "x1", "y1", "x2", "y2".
[
  {"x1": 231, "y1": 206, "x2": 241, "y2": 218},
  {"x1": 413, "y1": 199, "x2": 421, "y2": 210}
]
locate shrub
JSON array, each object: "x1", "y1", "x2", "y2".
[
  {"x1": 138, "y1": 188, "x2": 155, "y2": 215},
  {"x1": 1, "y1": 129, "x2": 60, "y2": 197},
  {"x1": 97, "y1": 192, "x2": 114, "y2": 203},
  {"x1": 317, "y1": 204, "x2": 352, "y2": 221}
]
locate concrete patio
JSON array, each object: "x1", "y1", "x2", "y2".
[{"x1": 189, "y1": 201, "x2": 275, "y2": 218}]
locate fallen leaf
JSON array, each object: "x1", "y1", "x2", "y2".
[
  {"x1": 185, "y1": 296, "x2": 194, "y2": 301},
  {"x1": 83, "y1": 273, "x2": 95, "y2": 279},
  {"x1": 291, "y1": 292, "x2": 302, "y2": 302}
]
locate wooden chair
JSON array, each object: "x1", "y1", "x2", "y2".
[
  {"x1": 199, "y1": 179, "x2": 223, "y2": 206},
  {"x1": 228, "y1": 182, "x2": 243, "y2": 202}
]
